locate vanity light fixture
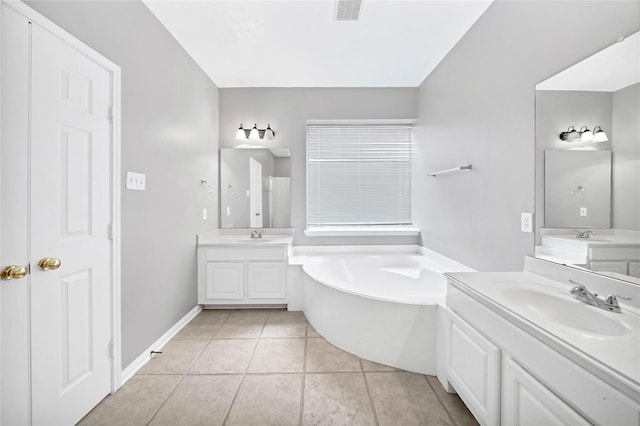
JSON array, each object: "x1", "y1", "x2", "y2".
[
  {"x1": 593, "y1": 126, "x2": 609, "y2": 143},
  {"x1": 579, "y1": 126, "x2": 594, "y2": 142},
  {"x1": 559, "y1": 126, "x2": 581, "y2": 142},
  {"x1": 235, "y1": 123, "x2": 277, "y2": 141}
]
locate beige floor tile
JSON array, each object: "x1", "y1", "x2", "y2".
[
  {"x1": 303, "y1": 373, "x2": 375, "y2": 425},
  {"x1": 226, "y1": 374, "x2": 303, "y2": 426},
  {"x1": 138, "y1": 340, "x2": 208, "y2": 374},
  {"x1": 361, "y1": 358, "x2": 398, "y2": 372},
  {"x1": 261, "y1": 322, "x2": 307, "y2": 338},
  {"x1": 367, "y1": 372, "x2": 454, "y2": 426},
  {"x1": 247, "y1": 338, "x2": 305, "y2": 373},
  {"x1": 189, "y1": 309, "x2": 231, "y2": 325},
  {"x1": 173, "y1": 322, "x2": 220, "y2": 340},
  {"x1": 267, "y1": 310, "x2": 307, "y2": 324},
  {"x1": 306, "y1": 338, "x2": 361, "y2": 372},
  {"x1": 215, "y1": 323, "x2": 264, "y2": 338},
  {"x1": 150, "y1": 375, "x2": 241, "y2": 425},
  {"x1": 227, "y1": 309, "x2": 270, "y2": 325},
  {"x1": 189, "y1": 339, "x2": 257, "y2": 374},
  {"x1": 78, "y1": 375, "x2": 181, "y2": 425},
  {"x1": 426, "y1": 375, "x2": 479, "y2": 426},
  {"x1": 307, "y1": 325, "x2": 321, "y2": 338}
]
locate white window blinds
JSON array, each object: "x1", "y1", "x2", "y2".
[{"x1": 307, "y1": 124, "x2": 412, "y2": 227}]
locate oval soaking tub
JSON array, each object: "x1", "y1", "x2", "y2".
[{"x1": 302, "y1": 249, "x2": 471, "y2": 374}]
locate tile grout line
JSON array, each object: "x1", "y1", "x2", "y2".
[
  {"x1": 221, "y1": 326, "x2": 262, "y2": 426},
  {"x1": 144, "y1": 335, "x2": 213, "y2": 425},
  {"x1": 298, "y1": 330, "x2": 309, "y2": 426},
  {"x1": 425, "y1": 375, "x2": 460, "y2": 426},
  {"x1": 361, "y1": 359, "x2": 381, "y2": 426}
]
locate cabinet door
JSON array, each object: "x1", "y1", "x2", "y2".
[
  {"x1": 247, "y1": 262, "x2": 286, "y2": 299},
  {"x1": 502, "y1": 357, "x2": 590, "y2": 426},
  {"x1": 447, "y1": 309, "x2": 501, "y2": 426},
  {"x1": 206, "y1": 262, "x2": 244, "y2": 300}
]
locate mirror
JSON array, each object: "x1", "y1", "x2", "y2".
[
  {"x1": 535, "y1": 31, "x2": 640, "y2": 283},
  {"x1": 220, "y1": 147, "x2": 291, "y2": 228}
]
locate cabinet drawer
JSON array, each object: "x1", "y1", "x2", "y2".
[{"x1": 205, "y1": 247, "x2": 286, "y2": 262}]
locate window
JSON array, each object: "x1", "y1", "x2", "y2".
[{"x1": 306, "y1": 122, "x2": 413, "y2": 232}]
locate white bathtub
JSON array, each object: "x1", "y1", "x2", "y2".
[{"x1": 300, "y1": 248, "x2": 471, "y2": 374}]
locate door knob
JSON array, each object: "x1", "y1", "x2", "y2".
[
  {"x1": 38, "y1": 258, "x2": 61, "y2": 271},
  {"x1": 1, "y1": 265, "x2": 29, "y2": 280}
]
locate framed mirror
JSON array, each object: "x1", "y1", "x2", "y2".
[
  {"x1": 534, "y1": 31, "x2": 640, "y2": 284},
  {"x1": 220, "y1": 147, "x2": 291, "y2": 228}
]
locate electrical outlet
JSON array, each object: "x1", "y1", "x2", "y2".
[
  {"x1": 126, "y1": 171, "x2": 146, "y2": 191},
  {"x1": 580, "y1": 207, "x2": 587, "y2": 217},
  {"x1": 521, "y1": 212, "x2": 533, "y2": 233},
  {"x1": 202, "y1": 208, "x2": 208, "y2": 220}
]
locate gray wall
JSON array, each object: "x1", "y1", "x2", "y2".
[
  {"x1": 535, "y1": 90, "x2": 613, "y2": 237},
  {"x1": 27, "y1": 1, "x2": 219, "y2": 367},
  {"x1": 219, "y1": 88, "x2": 418, "y2": 246},
  {"x1": 612, "y1": 83, "x2": 640, "y2": 230},
  {"x1": 414, "y1": 0, "x2": 640, "y2": 272}
]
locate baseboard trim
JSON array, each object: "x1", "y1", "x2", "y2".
[{"x1": 120, "y1": 305, "x2": 202, "y2": 386}]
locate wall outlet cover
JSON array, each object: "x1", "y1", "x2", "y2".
[
  {"x1": 580, "y1": 207, "x2": 588, "y2": 217},
  {"x1": 521, "y1": 212, "x2": 533, "y2": 233}
]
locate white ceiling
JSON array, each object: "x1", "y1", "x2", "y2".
[
  {"x1": 143, "y1": 0, "x2": 493, "y2": 88},
  {"x1": 537, "y1": 31, "x2": 640, "y2": 92}
]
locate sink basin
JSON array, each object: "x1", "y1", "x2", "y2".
[{"x1": 494, "y1": 283, "x2": 631, "y2": 337}]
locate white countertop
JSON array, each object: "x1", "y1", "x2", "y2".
[
  {"x1": 446, "y1": 270, "x2": 640, "y2": 398},
  {"x1": 198, "y1": 234, "x2": 293, "y2": 247}
]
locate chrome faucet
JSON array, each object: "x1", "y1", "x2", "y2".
[
  {"x1": 576, "y1": 230, "x2": 595, "y2": 239},
  {"x1": 250, "y1": 230, "x2": 263, "y2": 239},
  {"x1": 569, "y1": 280, "x2": 630, "y2": 313}
]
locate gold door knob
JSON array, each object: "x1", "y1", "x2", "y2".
[
  {"x1": 38, "y1": 258, "x2": 61, "y2": 271},
  {"x1": 1, "y1": 265, "x2": 29, "y2": 280}
]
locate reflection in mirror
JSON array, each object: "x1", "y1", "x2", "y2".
[
  {"x1": 220, "y1": 147, "x2": 291, "y2": 228},
  {"x1": 535, "y1": 31, "x2": 640, "y2": 284}
]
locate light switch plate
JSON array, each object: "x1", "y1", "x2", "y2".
[
  {"x1": 580, "y1": 207, "x2": 587, "y2": 217},
  {"x1": 126, "y1": 172, "x2": 146, "y2": 191},
  {"x1": 521, "y1": 212, "x2": 533, "y2": 233},
  {"x1": 202, "y1": 208, "x2": 208, "y2": 220}
]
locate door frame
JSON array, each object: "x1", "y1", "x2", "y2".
[{"x1": 2, "y1": 0, "x2": 123, "y2": 393}]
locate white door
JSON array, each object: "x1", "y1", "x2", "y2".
[
  {"x1": 1, "y1": 16, "x2": 113, "y2": 425},
  {"x1": 249, "y1": 157, "x2": 263, "y2": 228}
]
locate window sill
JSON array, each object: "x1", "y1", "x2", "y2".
[{"x1": 304, "y1": 226, "x2": 419, "y2": 237}]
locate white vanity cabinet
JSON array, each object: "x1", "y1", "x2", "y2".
[
  {"x1": 198, "y1": 244, "x2": 288, "y2": 305},
  {"x1": 445, "y1": 278, "x2": 640, "y2": 426}
]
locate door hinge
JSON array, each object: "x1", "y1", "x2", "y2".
[
  {"x1": 108, "y1": 223, "x2": 114, "y2": 240},
  {"x1": 108, "y1": 342, "x2": 115, "y2": 358},
  {"x1": 108, "y1": 106, "x2": 114, "y2": 124}
]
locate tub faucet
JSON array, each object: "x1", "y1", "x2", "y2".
[
  {"x1": 576, "y1": 230, "x2": 595, "y2": 239},
  {"x1": 569, "y1": 279, "x2": 630, "y2": 313},
  {"x1": 250, "y1": 230, "x2": 262, "y2": 239}
]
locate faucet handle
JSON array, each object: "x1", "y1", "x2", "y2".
[{"x1": 604, "y1": 294, "x2": 619, "y2": 307}]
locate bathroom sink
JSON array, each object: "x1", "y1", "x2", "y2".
[{"x1": 494, "y1": 283, "x2": 631, "y2": 337}]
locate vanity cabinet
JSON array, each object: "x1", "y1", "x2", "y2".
[
  {"x1": 198, "y1": 245, "x2": 287, "y2": 305},
  {"x1": 445, "y1": 279, "x2": 640, "y2": 426}
]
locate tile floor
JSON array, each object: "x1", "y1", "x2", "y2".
[{"x1": 79, "y1": 309, "x2": 478, "y2": 426}]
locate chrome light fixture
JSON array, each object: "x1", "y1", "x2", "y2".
[
  {"x1": 235, "y1": 123, "x2": 277, "y2": 141},
  {"x1": 579, "y1": 126, "x2": 593, "y2": 142},
  {"x1": 559, "y1": 126, "x2": 581, "y2": 142},
  {"x1": 593, "y1": 126, "x2": 609, "y2": 142}
]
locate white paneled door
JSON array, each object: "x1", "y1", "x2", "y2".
[
  {"x1": 30, "y1": 24, "x2": 112, "y2": 425},
  {"x1": 1, "y1": 6, "x2": 116, "y2": 425}
]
